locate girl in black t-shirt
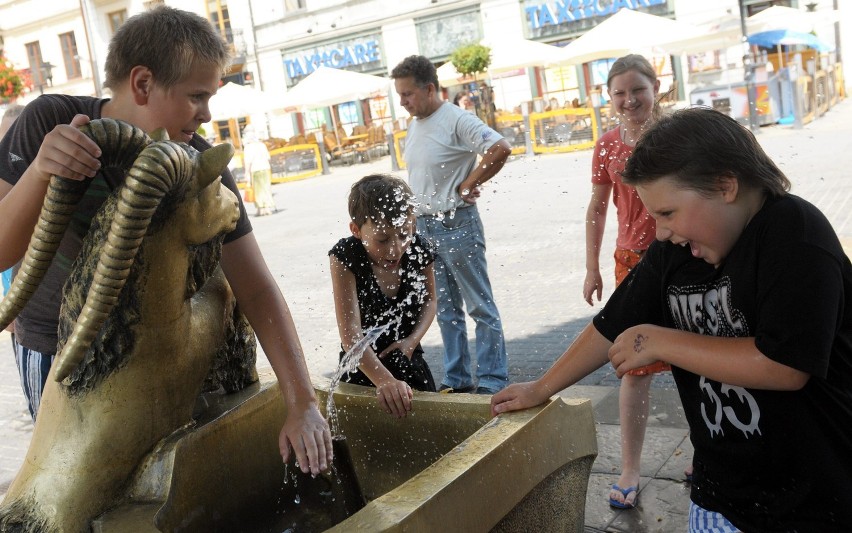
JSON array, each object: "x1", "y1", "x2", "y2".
[
  {"x1": 492, "y1": 108, "x2": 852, "y2": 532},
  {"x1": 330, "y1": 174, "x2": 437, "y2": 419}
]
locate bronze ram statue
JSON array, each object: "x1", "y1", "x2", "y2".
[{"x1": 0, "y1": 119, "x2": 256, "y2": 532}]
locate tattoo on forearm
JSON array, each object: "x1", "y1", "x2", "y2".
[{"x1": 634, "y1": 334, "x2": 647, "y2": 353}]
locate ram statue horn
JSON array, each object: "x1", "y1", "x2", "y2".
[{"x1": 0, "y1": 118, "x2": 257, "y2": 532}]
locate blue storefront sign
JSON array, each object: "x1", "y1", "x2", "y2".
[
  {"x1": 283, "y1": 39, "x2": 382, "y2": 86},
  {"x1": 525, "y1": 0, "x2": 666, "y2": 30}
]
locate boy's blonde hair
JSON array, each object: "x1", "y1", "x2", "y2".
[
  {"x1": 349, "y1": 174, "x2": 415, "y2": 227},
  {"x1": 103, "y1": 6, "x2": 231, "y2": 91}
]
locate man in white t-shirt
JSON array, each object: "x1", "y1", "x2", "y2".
[{"x1": 391, "y1": 55, "x2": 512, "y2": 395}]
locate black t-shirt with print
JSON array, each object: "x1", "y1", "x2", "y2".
[
  {"x1": 594, "y1": 194, "x2": 852, "y2": 532},
  {"x1": 329, "y1": 234, "x2": 436, "y2": 391},
  {"x1": 0, "y1": 94, "x2": 252, "y2": 354}
]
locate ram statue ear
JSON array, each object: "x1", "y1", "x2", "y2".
[
  {"x1": 150, "y1": 128, "x2": 169, "y2": 142},
  {"x1": 197, "y1": 143, "x2": 234, "y2": 189}
]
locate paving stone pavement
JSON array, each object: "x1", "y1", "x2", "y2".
[{"x1": 1, "y1": 99, "x2": 851, "y2": 531}]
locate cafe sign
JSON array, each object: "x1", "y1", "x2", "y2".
[
  {"x1": 525, "y1": 0, "x2": 666, "y2": 30},
  {"x1": 283, "y1": 36, "x2": 383, "y2": 87}
]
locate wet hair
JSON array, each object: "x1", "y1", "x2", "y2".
[
  {"x1": 348, "y1": 174, "x2": 416, "y2": 227},
  {"x1": 622, "y1": 107, "x2": 790, "y2": 198},
  {"x1": 104, "y1": 6, "x2": 231, "y2": 90},
  {"x1": 390, "y1": 55, "x2": 439, "y2": 91}
]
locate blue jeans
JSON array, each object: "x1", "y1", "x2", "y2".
[{"x1": 416, "y1": 205, "x2": 508, "y2": 392}]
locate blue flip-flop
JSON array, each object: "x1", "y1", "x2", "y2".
[{"x1": 609, "y1": 484, "x2": 638, "y2": 509}]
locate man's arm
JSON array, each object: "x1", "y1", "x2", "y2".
[
  {"x1": 458, "y1": 139, "x2": 512, "y2": 203},
  {"x1": 221, "y1": 233, "x2": 332, "y2": 475}
]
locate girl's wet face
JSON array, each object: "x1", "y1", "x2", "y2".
[
  {"x1": 636, "y1": 176, "x2": 742, "y2": 268},
  {"x1": 608, "y1": 70, "x2": 660, "y2": 127},
  {"x1": 351, "y1": 216, "x2": 415, "y2": 271}
]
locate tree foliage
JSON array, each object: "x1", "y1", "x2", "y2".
[{"x1": 450, "y1": 43, "x2": 491, "y2": 76}]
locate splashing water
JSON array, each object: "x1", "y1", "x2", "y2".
[{"x1": 326, "y1": 323, "x2": 391, "y2": 437}]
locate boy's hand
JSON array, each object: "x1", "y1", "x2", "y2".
[
  {"x1": 279, "y1": 402, "x2": 333, "y2": 475},
  {"x1": 490, "y1": 381, "x2": 547, "y2": 417},
  {"x1": 375, "y1": 379, "x2": 413, "y2": 418},
  {"x1": 609, "y1": 325, "x2": 663, "y2": 378},
  {"x1": 32, "y1": 114, "x2": 102, "y2": 183},
  {"x1": 377, "y1": 339, "x2": 416, "y2": 360}
]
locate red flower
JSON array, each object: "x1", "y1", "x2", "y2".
[{"x1": 0, "y1": 55, "x2": 29, "y2": 102}]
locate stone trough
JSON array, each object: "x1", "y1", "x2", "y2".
[{"x1": 93, "y1": 372, "x2": 597, "y2": 532}]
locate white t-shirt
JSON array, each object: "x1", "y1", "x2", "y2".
[
  {"x1": 242, "y1": 140, "x2": 271, "y2": 173},
  {"x1": 403, "y1": 102, "x2": 503, "y2": 216}
]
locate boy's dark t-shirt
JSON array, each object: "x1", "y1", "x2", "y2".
[
  {"x1": 594, "y1": 194, "x2": 852, "y2": 531},
  {"x1": 329, "y1": 234, "x2": 436, "y2": 392},
  {"x1": 0, "y1": 94, "x2": 252, "y2": 355}
]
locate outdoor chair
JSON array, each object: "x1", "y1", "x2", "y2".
[{"x1": 324, "y1": 131, "x2": 356, "y2": 165}]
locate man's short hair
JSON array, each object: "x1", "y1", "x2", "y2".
[
  {"x1": 390, "y1": 55, "x2": 439, "y2": 91},
  {"x1": 103, "y1": 6, "x2": 231, "y2": 90}
]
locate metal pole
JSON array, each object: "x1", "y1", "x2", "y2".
[
  {"x1": 739, "y1": 0, "x2": 760, "y2": 133},
  {"x1": 78, "y1": 0, "x2": 103, "y2": 97},
  {"x1": 388, "y1": 132, "x2": 400, "y2": 172},
  {"x1": 522, "y1": 102, "x2": 533, "y2": 157},
  {"x1": 316, "y1": 132, "x2": 330, "y2": 175}
]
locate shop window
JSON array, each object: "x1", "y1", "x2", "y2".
[
  {"x1": 59, "y1": 32, "x2": 82, "y2": 80},
  {"x1": 214, "y1": 117, "x2": 247, "y2": 149},
  {"x1": 544, "y1": 65, "x2": 581, "y2": 109},
  {"x1": 107, "y1": 9, "x2": 127, "y2": 35},
  {"x1": 337, "y1": 101, "x2": 358, "y2": 133},
  {"x1": 302, "y1": 108, "x2": 326, "y2": 133},
  {"x1": 25, "y1": 41, "x2": 46, "y2": 86}
]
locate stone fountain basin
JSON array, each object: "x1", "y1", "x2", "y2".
[{"x1": 94, "y1": 371, "x2": 597, "y2": 532}]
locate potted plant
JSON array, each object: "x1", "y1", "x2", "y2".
[
  {"x1": 0, "y1": 55, "x2": 31, "y2": 103},
  {"x1": 450, "y1": 43, "x2": 491, "y2": 79},
  {"x1": 449, "y1": 44, "x2": 496, "y2": 128}
]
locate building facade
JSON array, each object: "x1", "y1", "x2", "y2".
[{"x1": 0, "y1": 0, "x2": 845, "y2": 141}]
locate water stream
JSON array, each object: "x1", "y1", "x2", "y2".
[{"x1": 325, "y1": 323, "x2": 389, "y2": 437}]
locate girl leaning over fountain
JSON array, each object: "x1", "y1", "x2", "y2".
[{"x1": 330, "y1": 174, "x2": 437, "y2": 419}]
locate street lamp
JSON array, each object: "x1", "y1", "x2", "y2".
[{"x1": 38, "y1": 62, "x2": 55, "y2": 94}]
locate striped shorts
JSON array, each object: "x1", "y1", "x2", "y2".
[
  {"x1": 12, "y1": 336, "x2": 54, "y2": 421},
  {"x1": 689, "y1": 501, "x2": 740, "y2": 533}
]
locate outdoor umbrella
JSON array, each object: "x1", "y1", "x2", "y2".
[
  {"x1": 209, "y1": 82, "x2": 286, "y2": 122},
  {"x1": 747, "y1": 5, "x2": 841, "y2": 34},
  {"x1": 280, "y1": 66, "x2": 392, "y2": 145},
  {"x1": 437, "y1": 60, "x2": 490, "y2": 87},
  {"x1": 486, "y1": 37, "x2": 567, "y2": 73},
  {"x1": 747, "y1": 29, "x2": 834, "y2": 52},
  {"x1": 280, "y1": 66, "x2": 390, "y2": 110},
  {"x1": 558, "y1": 9, "x2": 701, "y2": 64},
  {"x1": 438, "y1": 37, "x2": 569, "y2": 86}
]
